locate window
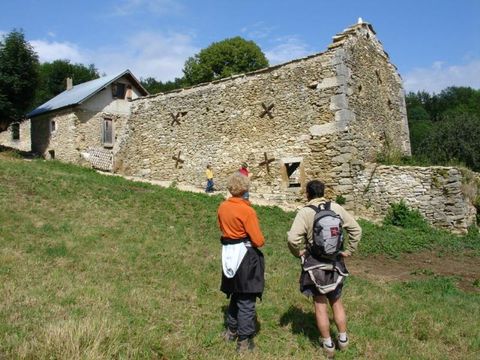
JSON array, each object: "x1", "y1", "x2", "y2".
[
  {"x1": 11, "y1": 123, "x2": 20, "y2": 140},
  {"x1": 102, "y1": 118, "x2": 113, "y2": 147},
  {"x1": 50, "y1": 120, "x2": 56, "y2": 133},
  {"x1": 285, "y1": 162, "x2": 301, "y2": 188},
  {"x1": 111, "y1": 83, "x2": 126, "y2": 99}
]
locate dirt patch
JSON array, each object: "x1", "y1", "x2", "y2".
[{"x1": 348, "y1": 251, "x2": 480, "y2": 292}]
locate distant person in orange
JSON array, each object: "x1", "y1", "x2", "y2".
[{"x1": 217, "y1": 172, "x2": 265, "y2": 353}]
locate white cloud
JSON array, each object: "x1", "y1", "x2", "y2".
[
  {"x1": 241, "y1": 22, "x2": 275, "y2": 39},
  {"x1": 94, "y1": 31, "x2": 198, "y2": 80},
  {"x1": 113, "y1": 0, "x2": 183, "y2": 16},
  {"x1": 264, "y1": 36, "x2": 313, "y2": 65},
  {"x1": 29, "y1": 31, "x2": 198, "y2": 81},
  {"x1": 30, "y1": 40, "x2": 87, "y2": 63},
  {"x1": 403, "y1": 59, "x2": 480, "y2": 93}
]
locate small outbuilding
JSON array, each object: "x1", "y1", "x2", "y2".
[{"x1": 27, "y1": 70, "x2": 148, "y2": 171}]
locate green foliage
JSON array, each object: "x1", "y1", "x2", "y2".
[
  {"x1": 139, "y1": 37, "x2": 268, "y2": 92},
  {"x1": 140, "y1": 76, "x2": 185, "y2": 94},
  {"x1": 0, "y1": 29, "x2": 39, "y2": 130},
  {"x1": 419, "y1": 113, "x2": 480, "y2": 171},
  {"x1": 34, "y1": 59, "x2": 100, "y2": 107},
  {"x1": 383, "y1": 200, "x2": 429, "y2": 229},
  {"x1": 358, "y1": 219, "x2": 480, "y2": 258},
  {"x1": 335, "y1": 194, "x2": 346, "y2": 205},
  {"x1": 406, "y1": 87, "x2": 480, "y2": 171},
  {"x1": 183, "y1": 37, "x2": 269, "y2": 85}
]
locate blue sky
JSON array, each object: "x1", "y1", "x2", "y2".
[{"x1": 1, "y1": 0, "x2": 479, "y2": 92}]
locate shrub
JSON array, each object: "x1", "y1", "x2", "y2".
[
  {"x1": 383, "y1": 200, "x2": 429, "y2": 229},
  {"x1": 335, "y1": 194, "x2": 346, "y2": 205}
]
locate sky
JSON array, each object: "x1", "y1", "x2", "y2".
[{"x1": 1, "y1": 0, "x2": 479, "y2": 93}]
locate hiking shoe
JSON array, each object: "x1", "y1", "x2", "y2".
[
  {"x1": 236, "y1": 338, "x2": 255, "y2": 353},
  {"x1": 222, "y1": 328, "x2": 237, "y2": 342},
  {"x1": 322, "y1": 343, "x2": 335, "y2": 359},
  {"x1": 338, "y1": 336, "x2": 349, "y2": 351}
]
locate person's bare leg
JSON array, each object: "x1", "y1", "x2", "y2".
[
  {"x1": 313, "y1": 295, "x2": 331, "y2": 338},
  {"x1": 315, "y1": 295, "x2": 335, "y2": 358},
  {"x1": 330, "y1": 297, "x2": 349, "y2": 350},
  {"x1": 329, "y1": 297, "x2": 347, "y2": 333}
]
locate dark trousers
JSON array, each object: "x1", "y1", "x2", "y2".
[
  {"x1": 226, "y1": 293, "x2": 257, "y2": 339},
  {"x1": 205, "y1": 179, "x2": 214, "y2": 192}
]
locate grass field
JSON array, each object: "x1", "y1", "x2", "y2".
[{"x1": 0, "y1": 151, "x2": 479, "y2": 359}]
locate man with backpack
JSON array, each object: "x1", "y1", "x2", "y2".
[{"x1": 287, "y1": 180, "x2": 362, "y2": 359}]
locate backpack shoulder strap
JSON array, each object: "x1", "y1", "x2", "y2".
[
  {"x1": 305, "y1": 205, "x2": 319, "y2": 213},
  {"x1": 324, "y1": 201, "x2": 331, "y2": 210}
]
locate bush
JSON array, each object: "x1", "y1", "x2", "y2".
[
  {"x1": 335, "y1": 194, "x2": 346, "y2": 205},
  {"x1": 383, "y1": 200, "x2": 429, "y2": 229}
]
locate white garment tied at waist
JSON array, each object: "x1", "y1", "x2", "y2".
[{"x1": 222, "y1": 241, "x2": 251, "y2": 278}]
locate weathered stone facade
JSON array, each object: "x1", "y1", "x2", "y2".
[
  {"x1": 30, "y1": 75, "x2": 144, "y2": 170},
  {"x1": 353, "y1": 165, "x2": 478, "y2": 233},
  {"x1": 0, "y1": 121, "x2": 31, "y2": 151},
  {"x1": 117, "y1": 23, "x2": 410, "y2": 195}
]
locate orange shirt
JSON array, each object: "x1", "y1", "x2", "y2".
[{"x1": 217, "y1": 197, "x2": 265, "y2": 248}]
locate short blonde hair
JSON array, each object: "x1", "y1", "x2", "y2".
[{"x1": 227, "y1": 172, "x2": 250, "y2": 197}]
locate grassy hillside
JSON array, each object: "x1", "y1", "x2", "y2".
[{"x1": 0, "y1": 152, "x2": 479, "y2": 359}]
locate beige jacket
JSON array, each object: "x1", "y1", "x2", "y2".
[{"x1": 287, "y1": 197, "x2": 362, "y2": 257}]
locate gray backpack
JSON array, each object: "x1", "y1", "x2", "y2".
[{"x1": 306, "y1": 202, "x2": 343, "y2": 259}]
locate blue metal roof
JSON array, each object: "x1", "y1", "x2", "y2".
[{"x1": 27, "y1": 69, "x2": 148, "y2": 119}]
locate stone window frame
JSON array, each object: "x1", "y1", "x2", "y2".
[
  {"x1": 280, "y1": 157, "x2": 304, "y2": 190},
  {"x1": 50, "y1": 120, "x2": 57, "y2": 134},
  {"x1": 102, "y1": 118, "x2": 114, "y2": 148},
  {"x1": 11, "y1": 123, "x2": 20, "y2": 141}
]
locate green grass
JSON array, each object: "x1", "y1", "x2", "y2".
[{"x1": 0, "y1": 152, "x2": 479, "y2": 359}]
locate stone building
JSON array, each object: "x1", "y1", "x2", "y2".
[
  {"x1": 119, "y1": 21, "x2": 410, "y2": 191},
  {"x1": 0, "y1": 121, "x2": 31, "y2": 152},
  {"x1": 26, "y1": 70, "x2": 148, "y2": 170},
  {"x1": 16, "y1": 21, "x2": 479, "y2": 232}
]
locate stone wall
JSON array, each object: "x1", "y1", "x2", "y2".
[
  {"x1": 352, "y1": 165, "x2": 478, "y2": 233},
  {"x1": 116, "y1": 51, "x2": 336, "y2": 197},
  {"x1": 116, "y1": 23, "x2": 410, "y2": 203},
  {"x1": 32, "y1": 110, "x2": 78, "y2": 161},
  {"x1": 31, "y1": 108, "x2": 128, "y2": 169},
  {"x1": 0, "y1": 121, "x2": 31, "y2": 151}
]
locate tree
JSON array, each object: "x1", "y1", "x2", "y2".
[
  {"x1": 420, "y1": 113, "x2": 480, "y2": 171},
  {"x1": 182, "y1": 37, "x2": 269, "y2": 86},
  {"x1": 406, "y1": 87, "x2": 480, "y2": 171},
  {"x1": 140, "y1": 76, "x2": 185, "y2": 94},
  {"x1": 0, "y1": 30, "x2": 39, "y2": 131},
  {"x1": 34, "y1": 60, "x2": 100, "y2": 107}
]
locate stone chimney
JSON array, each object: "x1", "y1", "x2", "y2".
[{"x1": 66, "y1": 77, "x2": 73, "y2": 90}]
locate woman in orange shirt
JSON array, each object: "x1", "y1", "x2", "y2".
[{"x1": 217, "y1": 172, "x2": 265, "y2": 353}]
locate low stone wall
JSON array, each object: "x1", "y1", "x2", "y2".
[
  {"x1": 0, "y1": 121, "x2": 31, "y2": 152},
  {"x1": 352, "y1": 165, "x2": 478, "y2": 233}
]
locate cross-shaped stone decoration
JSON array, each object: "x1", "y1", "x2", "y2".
[
  {"x1": 259, "y1": 152, "x2": 275, "y2": 173},
  {"x1": 260, "y1": 102, "x2": 274, "y2": 119},
  {"x1": 170, "y1": 112, "x2": 181, "y2": 126},
  {"x1": 172, "y1": 151, "x2": 184, "y2": 168}
]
